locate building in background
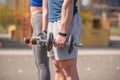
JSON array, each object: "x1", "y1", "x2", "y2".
[
  {"x1": 81, "y1": 0, "x2": 120, "y2": 27},
  {"x1": 107, "y1": 0, "x2": 120, "y2": 7},
  {"x1": 13, "y1": 0, "x2": 32, "y2": 41}
]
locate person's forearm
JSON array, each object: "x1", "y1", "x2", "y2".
[
  {"x1": 42, "y1": 0, "x2": 48, "y2": 32},
  {"x1": 60, "y1": 0, "x2": 74, "y2": 34}
]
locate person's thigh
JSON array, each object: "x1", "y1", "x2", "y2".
[
  {"x1": 51, "y1": 57, "x2": 63, "y2": 72},
  {"x1": 59, "y1": 59, "x2": 77, "y2": 68}
]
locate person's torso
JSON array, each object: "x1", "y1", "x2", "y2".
[
  {"x1": 48, "y1": 0, "x2": 78, "y2": 22},
  {"x1": 30, "y1": 0, "x2": 42, "y2": 7}
]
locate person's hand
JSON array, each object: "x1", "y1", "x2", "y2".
[
  {"x1": 42, "y1": 31, "x2": 47, "y2": 39},
  {"x1": 54, "y1": 34, "x2": 67, "y2": 48},
  {"x1": 39, "y1": 31, "x2": 47, "y2": 40},
  {"x1": 37, "y1": 31, "x2": 47, "y2": 46}
]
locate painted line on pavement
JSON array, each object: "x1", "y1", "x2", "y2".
[
  {"x1": 0, "y1": 49, "x2": 33, "y2": 56},
  {"x1": 78, "y1": 49, "x2": 120, "y2": 55},
  {"x1": 0, "y1": 49, "x2": 120, "y2": 56}
]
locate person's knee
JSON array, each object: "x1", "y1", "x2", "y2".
[
  {"x1": 60, "y1": 63, "x2": 71, "y2": 76},
  {"x1": 59, "y1": 59, "x2": 77, "y2": 76},
  {"x1": 52, "y1": 59, "x2": 62, "y2": 73}
]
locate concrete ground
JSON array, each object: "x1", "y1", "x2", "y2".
[
  {"x1": 0, "y1": 48, "x2": 120, "y2": 80},
  {"x1": 0, "y1": 35, "x2": 120, "y2": 80}
]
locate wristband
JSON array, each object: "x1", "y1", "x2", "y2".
[{"x1": 58, "y1": 32, "x2": 67, "y2": 37}]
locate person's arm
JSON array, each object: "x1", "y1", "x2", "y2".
[
  {"x1": 55, "y1": 0, "x2": 74, "y2": 48},
  {"x1": 59, "y1": 0, "x2": 74, "y2": 34},
  {"x1": 42, "y1": 0, "x2": 48, "y2": 32}
]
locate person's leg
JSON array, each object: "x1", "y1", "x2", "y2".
[
  {"x1": 50, "y1": 12, "x2": 82, "y2": 80},
  {"x1": 47, "y1": 21, "x2": 66, "y2": 80},
  {"x1": 51, "y1": 57, "x2": 79, "y2": 80},
  {"x1": 31, "y1": 13, "x2": 50, "y2": 80},
  {"x1": 57, "y1": 13, "x2": 81, "y2": 80},
  {"x1": 34, "y1": 45, "x2": 50, "y2": 80},
  {"x1": 51, "y1": 57, "x2": 66, "y2": 80},
  {"x1": 51, "y1": 58, "x2": 79, "y2": 80},
  {"x1": 59, "y1": 59, "x2": 79, "y2": 80}
]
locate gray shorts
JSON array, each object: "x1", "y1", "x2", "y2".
[{"x1": 47, "y1": 12, "x2": 82, "y2": 60}]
